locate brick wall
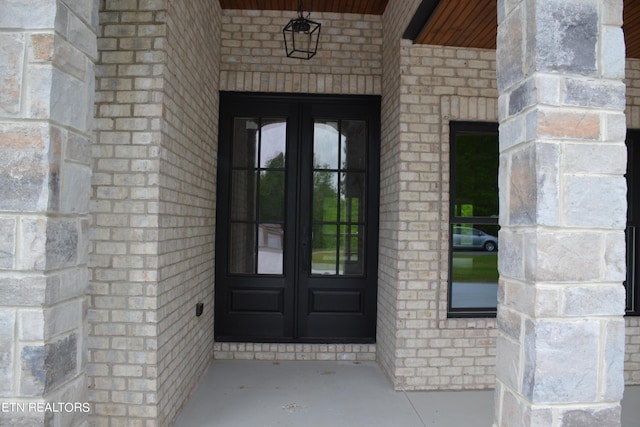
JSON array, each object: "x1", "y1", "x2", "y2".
[
  {"x1": 215, "y1": 4, "x2": 639, "y2": 390},
  {"x1": 382, "y1": 37, "x2": 639, "y2": 390},
  {"x1": 385, "y1": 42, "x2": 500, "y2": 390},
  {"x1": 88, "y1": 8, "x2": 640, "y2": 426},
  {"x1": 220, "y1": 9, "x2": 383, "y2": 94},
  {"x1": 157, "y1": 0, "x2": 220, "y2": 423},
  {"x1": 91, "y1": 1, "x2": 165, "y2": 423},
  {"x1": 377, "y1": 0, "x2": 422, "y2": 388},
  {"x1": 386, "y1": 42, "x2": 639, "y2": 391},
  {"x1": 91, "y1": 0, "x2": 220, "y2": 425},
  {"x1": 214, "y1": 8, "x2": 383, "y2": 361}
]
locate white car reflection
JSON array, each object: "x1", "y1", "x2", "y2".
[{"x1": 452, "y1": 226, "x2": 498, "y2": 252}]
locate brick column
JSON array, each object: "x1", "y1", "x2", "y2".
[
  {"x1": 495, "y1": 0, "x2": 627, "y2": 425},
  {"x1": 0, "y1": 1, "x2": 98, "y2": 426}
]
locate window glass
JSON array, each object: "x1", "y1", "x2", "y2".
[{"x1": 449, "y1": 122, "x2": 499, "y2": 316}]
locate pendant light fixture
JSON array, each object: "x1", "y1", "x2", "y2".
[{"x1": 283, "y1": 0, "x2": 321, "y2": 59}]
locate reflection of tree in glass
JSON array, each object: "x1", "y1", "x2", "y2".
[
  {"x1": 313, "y1": 164, "x2": 338, "y2": 250},
  {"x1": 259, "y1": 153, "x2": 285, "y2": 222},
  {"x1": 454, "y1": 135, "x2": 499, "y2": 217}
]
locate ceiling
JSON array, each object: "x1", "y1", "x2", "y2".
[
  {"x1": 218, "y1": 0, "x2": 389, "y2": 15},
  {"x1": 219, "y1": 0, "x2": 640, "y2": 59}
]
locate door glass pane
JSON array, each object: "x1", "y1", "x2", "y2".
[
  {"x1": 313, "y1": 171, "x2": 339, "y2": 222},
  {"x1": 311, "y1": 119, "x2": 369, "y2": 277},
  {"x1": 257, "y1": 224, "x2": 284, "y2": 275},
  {"x1": 340, "y1": 172, "x2": 365, "y2": 222},
  {"x1": 229, "y1": 117, "x2": 286, "y2": 276},
  {"x1": 259, "y1": 170, "x2": 285, "y2": 222},
  {"x1": 231, "y1": 170, "x2": 256, "y2": 221},
  {"x1": 232, "y1": 118, "x2": 259, "y2": 168},
  {"x1": 314, "y1": 121, "x2": 339, "y2": 169},
  {"x1": 260, "y1": 120, "x2": 287, "y2": 168},
  {"x1": 312, "y1": 224, "x2": 337, "y2": 275},
  {"x1": 339, "y1": 225, "x2": 364, "y2": 275},
  {"x1": 229, "y1": 223, "x2": 256, "y2": 274},
  {"x1": 341, "y1": 120, "x2": 367, "y2": 170}
]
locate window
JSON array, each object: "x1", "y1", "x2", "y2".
[
  {"x1": 449, "y1": 121, "x2": 499, "y2": 317},
  {"x1": 626, "y1": 130, "x2": 640, "y2": 316}
]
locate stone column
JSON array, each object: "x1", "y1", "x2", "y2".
[
  {"x1": 495, "y1": 0, "x2": 627, "y2": 426},
  {"x1": 0, "y1": 1, "x2": 98, "y2": 426}
]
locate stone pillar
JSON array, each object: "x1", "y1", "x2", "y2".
[
  {"x1": 495, "y1": 0, "x2": 627, "y2": 425},
  {"x1": 0, "y1": 1, "x2": 98, "y2": 426}
]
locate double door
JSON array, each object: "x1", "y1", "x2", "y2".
[{"x1": 215, "y1": 93, "x2": 380, "y2": 342}]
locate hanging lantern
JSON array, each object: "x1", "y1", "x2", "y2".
[{"x1": 283, "y1": 0, "x2": 321, "y2": 59}]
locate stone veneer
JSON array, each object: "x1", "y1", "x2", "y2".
[
  {"x1": 495, "y1": 0, "x2": 627, "y2": 424},
  {"x1": 0, "y1": 0, "x2": 98, "y2": 426}
]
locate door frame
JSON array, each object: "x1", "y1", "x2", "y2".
[
  {"x1": 214, "y1": 92, "x2": 381, "y2": 342},
  {"x1": 627, "y1": 130, "x2": 640, "y2": 315}
]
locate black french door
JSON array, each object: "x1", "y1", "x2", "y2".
[{"x1": 215, "y1": 93, "x2": 380, "y2": 342}]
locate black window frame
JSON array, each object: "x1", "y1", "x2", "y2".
[
  {"x1": 447, "y1": 124, "x2": 637, "y2": 317},
  {"x1": 448, "y1": 121, "x2": 499, "y2": 318},
  {"x1": 626, "y1": 130, "x2": 640, "y2": 316}
]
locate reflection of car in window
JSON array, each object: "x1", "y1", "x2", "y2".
[{"x1": 452, "y1": 226, "x2": 498, "y2": 252}]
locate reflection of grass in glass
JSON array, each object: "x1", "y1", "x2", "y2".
[
  {"x1": 452, "y1": 253, "x2": 499, "y2": 283},
  {"x1": 313, "y1": 250, "x2": 336, "y2": 263}
]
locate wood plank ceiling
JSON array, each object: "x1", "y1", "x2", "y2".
[
  {"x1": 219, "y1": 0, "x2": 640, "y2": 58},
  {"x1": 218, "y1": 0, "x2": 389, "y2": 15}
]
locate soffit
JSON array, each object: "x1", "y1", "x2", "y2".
[
  {"x1": 219, "y1": 0, "x2": 640, "y2": 59},
  {"x1": 218, "y1": 0, "x2": 389, "y2": 15},
  {"x1": 412, "y1": 0, "x2": 640, "y2": 59},
  {"x1": 626, "y1": 0, "x2": 640, "y2": 59}
]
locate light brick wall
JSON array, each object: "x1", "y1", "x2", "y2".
[
  {"x1": 91, "y1": 0, "x2": 220, "y2": 425},
  {"x1": 216, "y1": 5, "x2": 633, "y2": 392},
  {"x1": 88, "y1": 9, "x2": 640, "y2": 427},
  {"x1": 387, "y1": 42, "x2": 500, "y2": 390},
  {"x1": 157, "y1": 0, "x2": 220, "y2": 424},
  {"x1": 0, "y1": 0, "x2": 98, "y2": 425},
  {"x1": 382, "y1": 38, "x2": 639, "y2": 391},
  {"x1": 215, "y1": 8, "x2": 383, "y2": 361},
  {"x1": 220, "y1": 9, "x2": 382, "y2": 94},
  {"x1": 626, "y1": 58, "x2": 640, "y2": 129},
  {"x1": 214, "y1": 343, "x2": 376, "y2": 362},
  {"x1": 377, "y1": 0, "x2": 423, "y2": 388},
  {"x1": 91, "y1": 1, "x2": 165, "y2": 423}
]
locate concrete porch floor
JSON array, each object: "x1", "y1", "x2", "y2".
[{"x1": 175, "y1": 360, "x2": 640, "y2": 427}]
